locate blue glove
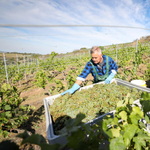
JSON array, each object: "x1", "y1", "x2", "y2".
[
  {"x1": 104, "y1": 73, "x2": 115, "y2": 84},
  {"x1": 61, "y1": 83, "x2": 80, "y2": 95}
]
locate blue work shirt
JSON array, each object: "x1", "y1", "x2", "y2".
[{"x1": 77, "y1": 55, "x2": 118, "y2": 81}]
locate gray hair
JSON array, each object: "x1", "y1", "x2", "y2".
[{"x1": 90, "y1": 46, "x2": 102, "y2": 55}]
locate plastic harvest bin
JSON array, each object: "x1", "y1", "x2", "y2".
[{"x1": 43, "y1": 78, "x2": 150, "y2": 145}]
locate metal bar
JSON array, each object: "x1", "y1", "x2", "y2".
[{"x1": 0, "y1": 24, "x2": 150, "y2": 30}]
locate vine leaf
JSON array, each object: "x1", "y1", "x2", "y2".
[
  {"x1": 132, "y1": 106, "x2": 143, "y2": 117},
  {"x1": 133, "y1": 132, "x2": 150, "y2": 150},
  {"x1": 117, "y1": 100, "x2": 126, "y2": 107},
  {"x1": 67, "y1": 129, "x2": 85, "y2": 149},
  {"x1": 109, "y1": 136, "x2": 126, "y2": 150},
  {"x1": 119, "y1": 111, "x2": 127, "y2": 121},
  {"x1": 16, "y1": 130, "x2": 29, "y2": 139},
  {"x1": 60, "y1": 113, "x2": 85, "y2": 136},
  {"x1": 21, "y1": 134, "x2": 47, "y2": 145},
  {"x1": 109, "y1": 128, "x2": 120, "y2": 138},
  {"x1": 123, "y1": 124, "x2": 138, "y2": 147},
  {"x1": 129, "y1": 112, "x2": 142, "y2": 125},
  {"x1": 39, "y1": 143, "x2": 61, "y2": 150},
  {"x1": 140, "y1": 92, "x2": 150, "y2": 113},
  {"x1": 144, "y1": 114, "x2": 150, "y2": 123},
  {"x1": 4, "y1": 105, "x2": 11, "y2": 111},
  {"x1": 141, "y1": 92, "x2": 150, "y2": 100}
]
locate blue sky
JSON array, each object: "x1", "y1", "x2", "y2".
[{"x1": 0, "y1": 0, "x2": 150, "y2": 55}]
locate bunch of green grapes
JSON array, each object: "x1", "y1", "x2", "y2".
[{"x1": 50, "y1": 82, "x2": 142, "y2": 134}]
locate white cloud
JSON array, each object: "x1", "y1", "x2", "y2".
[{"x1": 0, "y1": 0, "x2": 150, "y2": 54}]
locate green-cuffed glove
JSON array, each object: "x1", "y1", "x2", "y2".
[
  {"x1": 104, "y1": 73, "x2": 115, "y2": 84},
  {"x1": 61, "y1": 83, "x2": 80, "y2": 95}
]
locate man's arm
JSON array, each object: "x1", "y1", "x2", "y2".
[
  {"x1": 61, "y1": 81, "x2": 81, "y2": 95},
  {"x1": 104, "y1": 57, "x2": 118, "y2": 84},
  {"x1": 75, "y1": 80, "x2": 83, "y2": 86},
  {"x1": 61, "y1": 62, "x2": 91, "y2": 95}
]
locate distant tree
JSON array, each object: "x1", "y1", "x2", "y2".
[
  {"x1": 99, "y1": 46, "x2": 104, "y2": 50},
  {"x1": 80, "y1": 47, "x2": 87, "y2": 50}
]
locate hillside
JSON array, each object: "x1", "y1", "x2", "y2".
[
  {"x1": 0, "y1": 35, "x2": 150, "y2": 63},
  {"x1": 69, "y1": 35, "x2": 150, "y2": 54}
]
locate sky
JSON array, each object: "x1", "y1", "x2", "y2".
[{"x1": 0, "y1": 0, "x2": 150, "y2": 55}]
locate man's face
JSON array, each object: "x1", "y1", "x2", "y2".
[{"x1": 91, "y1": 52, "x2": 102, "y2": 64}]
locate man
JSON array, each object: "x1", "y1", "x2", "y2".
[{"x1": 61, "y1": 46, "x2": 118, "y2": 95}]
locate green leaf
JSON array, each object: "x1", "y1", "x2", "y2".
[
  {"x1": 16, "y1": 130, "x2": 29, "y2": 139},
  {"x1": 0, "y1": 112, "x2": 5, "y2": 117},
  {"x1": 125, "y1": 93, "x2": 131, "y2": 104},
  {"x1": 109, "y1": 129, "x2": 120, "y2": 137},
  {"x1": 38, "y1": 135, "x2": 47, "y2": 144},
  {"x1": 21, "y1": 134, "x2": 41, "y2": 145},
  {"x1": 101, "y1": 120, "x2": 108, "y2": 131},
  {"x1": 3, "y1": 130, "x2": 9, "y2": 138},
  {"x1": 129, "y1": 98, "x2": 134, "y2": 105},
  {"x1": 111, "y1": 117, "x2": 118, "y2": 126},
  {"x1": 4, "y1": 105, "x2": 11, "y2": 110},
  {"x1": 132, "y1": 106, "x2": 143, "y2": 117},
  {"x1": 119, "y1": 111, "x2": 127, "y2": 121},
  {"x1": 67, "y1": 129, "x2": 85, "y2": 149},
  {"x1": 5, "y1": 111, "x2": 12, "y2": 118},
  {"x1": 141, "y1": 92, "x2": 150, "y2": 100},
  {"x1": 82, "y1": 124, "x2": 93, "y2": 135},
  {"x1": 109, "y1": 136, "x2": 126, "y2": 150},
  {"x1": 140, "y1": 99, "x2": 150, "y2": 113},
  {"x1": 117, "y1": 101, "x2": 126, "y2": 107},
  {"x1": 39, "y1": 143, "x2": 61, "y2": 150},
  {"x1": 129, "y1": 112, "x2": 142, "y2": 125},
  {"x1": 139, "y1": 121, "x2": 146, "y2": 129},
  {"x1": 66, "y1": 113, "x2": 85, "y2": 128},
  {"x1": 144, "y1": 114, "x2": 150, "y2": 123},
  {"x1": 123, "y1": 124, "x2": 138, "y2": 147},
  {"x1": 60, "y1": 114, "x2": 85, "y2": 136},
  {"x1": 133, "y1": 132, "x2": 150, "y2": 150},
  {"x1": 13, "y1": 86, "x2": 17, "y2": 92}
]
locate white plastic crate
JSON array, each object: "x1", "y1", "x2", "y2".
[{"x1": 43, "y1": 78, "x2": 150, "y2": 145}]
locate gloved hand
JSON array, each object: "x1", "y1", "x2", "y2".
[
  {"x1": 104, "y1": 73, "x2": 115, "y2": 84},
  {"x1": 61, "y1": 83, "x2": 80, "y2": 95}
]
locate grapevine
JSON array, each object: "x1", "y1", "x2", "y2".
[{"x1": 0, "y1": 83, "x2": 33, "y2": 137}]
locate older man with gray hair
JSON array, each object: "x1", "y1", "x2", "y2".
[{"x1": 61, "y1": 46, "x2": 118, "y2": 95}]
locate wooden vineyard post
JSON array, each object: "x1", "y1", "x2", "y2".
[{"x1": 3, "y1": 53, "x2": 9, "y2": 84}]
